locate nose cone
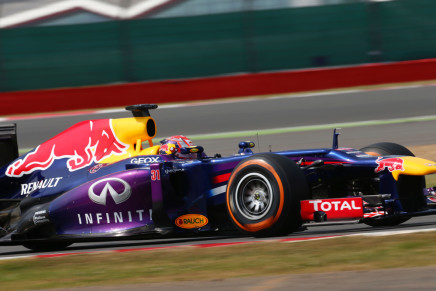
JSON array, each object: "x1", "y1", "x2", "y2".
[{"x1": 391, "y1": 156, "x2": 436, "y2": 180}]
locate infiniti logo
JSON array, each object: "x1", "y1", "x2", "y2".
[{"x1": 88, "y1": 178, "x2": 132, "y2": 206}]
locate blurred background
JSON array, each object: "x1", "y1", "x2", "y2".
[{"x1": 0, "y1": 0, "x2": 435, "y2": 93}]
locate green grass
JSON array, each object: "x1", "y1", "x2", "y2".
[
  {"x1": 427, "y1": 174, "x2": 436, "y2": 188},
  {"x1": 3, "y1": 232, "x2": 436, "y2": 290}
]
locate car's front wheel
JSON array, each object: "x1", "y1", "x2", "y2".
[{"x1": 226, "y1": 154, "x2": 309, "y2": 237}]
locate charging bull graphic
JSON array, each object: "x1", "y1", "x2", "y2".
[
  {"x1": 6, "y1": 119, "x2": 129, "y2": 178},
  {"x1": 374, "y1": 157, "x2": 405, "y2": 173}
]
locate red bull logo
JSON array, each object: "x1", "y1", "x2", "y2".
[
  {"x1": 375, "y1": 157, "x2": 405, "y2": 173},
  {"x1": 6, "y1": 119, "x2": 129, "y2": 178}
]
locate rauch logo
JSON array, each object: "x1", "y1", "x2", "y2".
[{"x1": 175, "y1": 214, "x2": 208, "y2": 229}]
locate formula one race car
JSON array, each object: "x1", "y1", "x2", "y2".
[{"x1": 1, "y1": 104, "x2": 436, "y2": 251}]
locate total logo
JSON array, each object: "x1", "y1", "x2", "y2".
[
  {"x1": 175, "y1": 214, "x2": 208, "y2": 229},
  {"x1": 300, "y1": 197, "x2": 364, "y2": 221},
  {"x1": 88, "y1": 178, "x2": 131, "y2": 206},
  {"x1": 308, "y1": 199, "x2": 362, "y2": 211}
]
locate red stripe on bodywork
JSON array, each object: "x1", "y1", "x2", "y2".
[
  {"x1": 299, "y1": 161, "x2": 351, "y2": 166},
  {"x1": 213, "y1": 172, "x2": 231, "y2": 184}
]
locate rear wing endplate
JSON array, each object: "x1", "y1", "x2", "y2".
[{"x1": 0, "y1": 124, "x2": 19, "y2": 168}]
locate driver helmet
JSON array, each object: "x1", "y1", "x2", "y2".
[{"x1": 159, "y1": 135, "x2": 196, "y2": 159}]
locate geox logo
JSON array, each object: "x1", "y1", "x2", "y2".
[{"x1": 88, "y1": 178, "x2": 131, "y2": 206}]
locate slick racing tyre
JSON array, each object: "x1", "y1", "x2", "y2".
[
  {"x1": 360, "y1": 142, "x2": 415, "y2": 158},
  {"x1": 226, "y1": 153, "x2": 309, "y2": 237},
  {"x1": 360, "y1": 142, "x2": 426, "y2": 227}
]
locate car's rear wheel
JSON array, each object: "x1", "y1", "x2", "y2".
[
  {"x1": 360, "y1": 142, "x2": 425, "y2": 227},
  {"x1": 226, "y1": 154, "x2": 309, "y2": 237}
]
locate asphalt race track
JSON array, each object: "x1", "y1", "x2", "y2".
[
  {"x1": 1, "y1": 84, "x2": 436, "y2": 258},
  {"x1": 6, "y1": 84, "x2": 436, "y2": 152},
  {"x1": 2, "y1": 216, "x2": 436, "y2": 260}
]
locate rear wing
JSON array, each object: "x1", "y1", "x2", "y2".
[
  {"x1": 0, "y1": 124, "x2": 18, "y2": 168},
  {"x1": 125, "y1": 104, "x2": 158, "y2": 117}
]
